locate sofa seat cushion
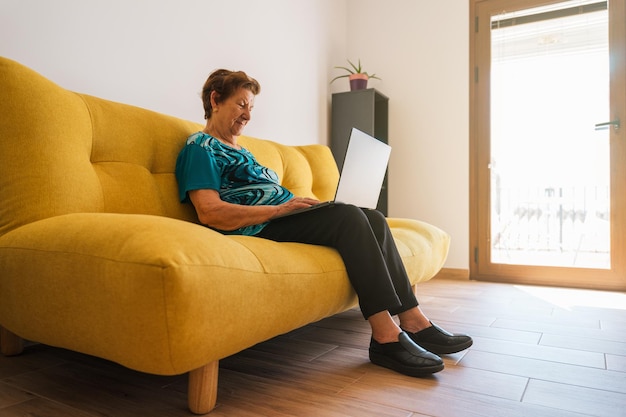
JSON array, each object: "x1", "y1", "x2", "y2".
[{"x1": 0, "y1": 212, "x2": 448, "y2": 375}]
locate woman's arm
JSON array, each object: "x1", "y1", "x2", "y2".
[{"x1": 188, "y1": 189, "x2": 319, "y2": 231}]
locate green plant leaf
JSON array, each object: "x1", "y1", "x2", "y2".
[
  {"x1": 347, "y1": 59, "x2": 362, "y2": 73},
  {"x1": 330, "y1": 74, "x2": 351, "y2": 83},
  {"x1": 334, "y1": 65, "x2": 355, "y2": 74},
  {"x1": 330, "y1": 59, "x2": 382, "y2": 84}
]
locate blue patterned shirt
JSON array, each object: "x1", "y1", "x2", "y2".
[{"x1": 175, "y1": 132, "x2": 294, "y2": 235}]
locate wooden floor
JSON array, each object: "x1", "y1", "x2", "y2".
[{"x1": 1, "y1": 279, "x2": 625, "y2": 416}]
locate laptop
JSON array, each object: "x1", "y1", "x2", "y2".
[{"x1": 272, "y1": 127, "x2": 391, "y2": 219}]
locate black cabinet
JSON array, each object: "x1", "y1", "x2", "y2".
[{"x1": 331, "y1": 88, "x2": 389, "y2": 215}]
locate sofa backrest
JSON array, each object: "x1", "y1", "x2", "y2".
[{"x1": 0, "y1": 57, "x2": 339, "y2": 238}]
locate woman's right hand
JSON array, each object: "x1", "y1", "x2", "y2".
[{"x1": 273, "y1": 196, "x2": 320, "y2": 218}]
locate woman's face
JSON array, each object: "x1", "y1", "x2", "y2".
[{"x1": 212, "y1": 87, "x2": 255, "y2": 139}]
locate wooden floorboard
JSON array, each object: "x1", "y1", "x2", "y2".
[{"x1": 1, "y1": 279, "x2": 624, "y2": 416}]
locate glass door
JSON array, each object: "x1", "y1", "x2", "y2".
[{"x1": 470, "y1": 0, "x2": 626, "y2": 290}]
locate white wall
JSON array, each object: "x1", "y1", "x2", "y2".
[
  {"x1": 0, "y1": 0, "x2": 347, "y2": 145},
  {"x1": 346, "y1": 0, "x2": 470, "y2": 269},
  {"x1": 0, "y1": 0, "x2": 470, "y2": 270}
]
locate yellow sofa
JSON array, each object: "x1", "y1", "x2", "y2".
[{"x1": 0, "y1": 56, "x2": 450, "y2": 414}]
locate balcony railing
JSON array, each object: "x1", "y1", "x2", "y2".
[{"x1": 491, "y1": 185, "x2": 610, "y2": 268}]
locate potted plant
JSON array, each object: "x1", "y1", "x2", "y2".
[{"x1": 331, "y1": 59, "x2": 381, "y2": 91}]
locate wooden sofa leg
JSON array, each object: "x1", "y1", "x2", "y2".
[
  {"x1": 188, "y1": 361, "x2": 219, "y2": 414},
  {"x1": 0, "y1": 326, "x2": 24, "y2": 356}
]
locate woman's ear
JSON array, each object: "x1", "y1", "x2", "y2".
[{"x1": 210, "y1": 91, "x2": 220, "y2": 112}]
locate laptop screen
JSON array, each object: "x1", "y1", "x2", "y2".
[{"x1": 334, "y1": 128, "x2": 391, "y2": 209}]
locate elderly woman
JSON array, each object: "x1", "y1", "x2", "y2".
[{"x1": 175, "y1": 69, "x2": 472, "y2": 377}]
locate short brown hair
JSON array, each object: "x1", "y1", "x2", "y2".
[{"x1": 201, "y1": 69, "x2": 261, "y2": 119}]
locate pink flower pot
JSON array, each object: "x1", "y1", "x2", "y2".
[{"x1": 349, "y1": 73, "x2": 369, "y2": 90}]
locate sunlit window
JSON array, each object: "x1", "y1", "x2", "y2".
[{"x1": 489, "y1": 1, "x2": 610, "y2": 268}]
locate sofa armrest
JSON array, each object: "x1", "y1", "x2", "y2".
[{"x1": 387, "y1": 217, "x2": 451, "y2": 283}]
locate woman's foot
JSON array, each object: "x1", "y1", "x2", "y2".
[
  {"x1": 369, "y1": 332, "x2": 444, "y2": 377},
  {"x1": 402, "y1": 322, "x2": 473, "y2": 354},
  {"x1": 398, "y1": 308, "x2": 473, "y2": 354}
]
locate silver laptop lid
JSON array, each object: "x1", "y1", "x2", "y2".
[{"x1": 334, "y1": 128, "x2": 391, "y2": 209}]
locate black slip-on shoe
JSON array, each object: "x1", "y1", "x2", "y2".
[
  {"x1": 369, "y1": 332, "x2": 444, "y2": 377},
  {"x1": 404, "y1": 322, "x2": 473, "y2": 355}
]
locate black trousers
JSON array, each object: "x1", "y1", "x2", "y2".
[{"x1": 256, "y1": 203, "x2": 419, "y2": 319}]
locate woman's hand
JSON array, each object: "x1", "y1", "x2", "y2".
[{"x1": 272, "y1": 197, "x2": 320, "y2": 218}]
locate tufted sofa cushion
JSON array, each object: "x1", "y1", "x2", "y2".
[{"x1": 0, "y1": 56, "x2": 338, "y2": 236}]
